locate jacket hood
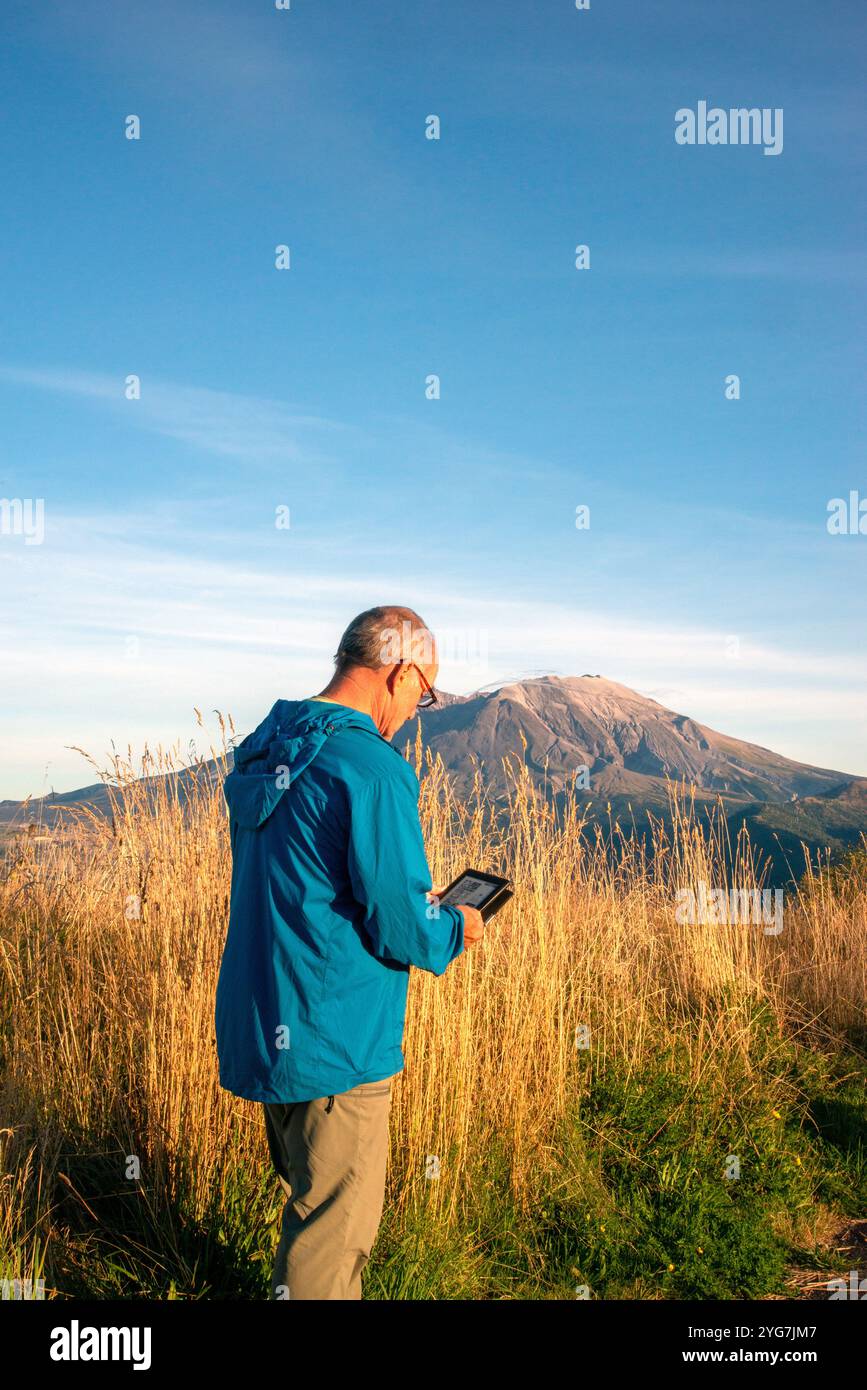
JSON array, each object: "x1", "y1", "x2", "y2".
[{"x1": 223, "y1": 699, "x2": 378, "y2": 829}]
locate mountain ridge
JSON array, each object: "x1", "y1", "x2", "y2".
[
  {"x1": 3, "y1": 676, "x2": 864, "y2": 882},
  {"x1": 399, "y1": 675, "x2": 854, "y2": 804}
]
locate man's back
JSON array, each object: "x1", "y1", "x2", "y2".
[{"x1": 214, "y1": 697, "x2": 465, "y2": 1103}]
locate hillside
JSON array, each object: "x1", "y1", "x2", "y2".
[{"x1": 3, "y1": 675, "x2": 864, "y2": 881}]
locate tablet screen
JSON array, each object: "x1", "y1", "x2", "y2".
[{"x1": 438, "y1": 871, "x2": 507, "y2": 910}]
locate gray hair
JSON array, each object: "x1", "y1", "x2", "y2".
[{"x1": 334, "y1": 605, "x2": 434, "y2": 673}]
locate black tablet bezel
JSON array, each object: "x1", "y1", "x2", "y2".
[{"x1": 436, "y1": 868, "x2": 513, "y2": 922}]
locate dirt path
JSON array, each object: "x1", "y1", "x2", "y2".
[{"x1": 764, "y1": 1218, "x2": 867, "y2": 1300}]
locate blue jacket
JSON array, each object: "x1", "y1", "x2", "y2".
[{"x1": 214, "y1": 697, "x2": 466, "y2": 1102}]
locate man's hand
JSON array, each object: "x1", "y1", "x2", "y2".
[
  {"x1": 428, "y1": 885, "x2": 485, "y2": 951},
  {"x1": 455, "y1": 903, "x2": 485, "y2": 950}
]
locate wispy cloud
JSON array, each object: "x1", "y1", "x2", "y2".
[
  {"x1": 0, "y1": 364, "x2": 348, "y2": 462},
  {"x1": 0, "y1": 363, "x2": 571, "y2": 490},
  {"x1": 3, "y1": 509, "x2": 866, "y2": 796}
]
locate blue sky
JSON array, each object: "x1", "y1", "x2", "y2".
[{"x1": 1, "y1": 0, "x2": 865, "y2": 799}]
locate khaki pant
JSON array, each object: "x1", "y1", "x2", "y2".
[{"x1": 263, "y1": 1075, "x2": 394, "y2": 1300}]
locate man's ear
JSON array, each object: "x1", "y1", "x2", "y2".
[{"x1": 384, "y1": 661, "x2": 403, "y2": 696}]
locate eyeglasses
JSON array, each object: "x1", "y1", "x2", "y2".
[{"x1": 397, "y1": 660, "x2": 438, "y2": 709}]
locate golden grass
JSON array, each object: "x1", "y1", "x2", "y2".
[{"x1": 0, "y1": 713, "x2": 864, "y2": 1292}]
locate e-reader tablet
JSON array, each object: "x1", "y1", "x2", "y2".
[{"x1": 436, "y1": 868, "x2": 513, "y2": 922}]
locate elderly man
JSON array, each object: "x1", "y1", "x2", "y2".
[{"x1": 214, "y1": 605, "x2": 484, "y2": 1300}]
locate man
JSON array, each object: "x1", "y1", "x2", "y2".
[{"x1": 214, "y1": 605, "x2": 485, "y2": 1300}]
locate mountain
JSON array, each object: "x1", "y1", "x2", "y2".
[
  {"x1": 391, "y1": 676, "x2": 867, "y2": 879},
  {"x1": 395, "y1": 676, "x2": 852, "y2": 802},
  {"x1": 3, "y1": 676, "x2": 865, "y2": 882}
]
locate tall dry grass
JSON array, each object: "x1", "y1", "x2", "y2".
[{"x1": 0, "y1": 715, "x2": 864, "y2": 1294}]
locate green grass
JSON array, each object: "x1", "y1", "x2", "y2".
[
  {"x1": 366, "y1": 1027, "x2": 864, "y2": 1300},
  {"x1": 6, "y1": 1033, "x2": 864, "y2": 1301}
]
